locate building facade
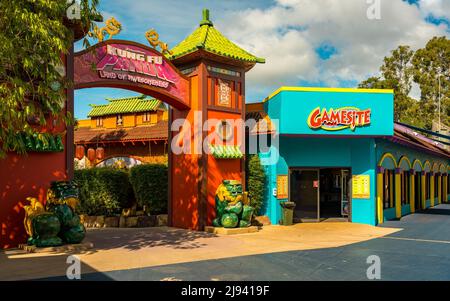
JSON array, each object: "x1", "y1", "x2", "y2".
[
  {"x1": 75, "y1": 95, "x2": 169, "y2": 168},
  {"x1": 247, "y1": 87, "x2": 450, "y2": 226}
]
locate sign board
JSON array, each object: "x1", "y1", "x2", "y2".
[
  {"x1": 276, "y1": 175, "x2": 288, "y2": 199},
  {"x1": 74, "y1": 40, "x2": 190, "y2": 110},
  {"x1": 307, "y1": 107, "x2": 371, "y2": 131},
  {"x1": 352, "y1": 175, "x2": 370, "y2": 199},
  {"x1": 266, "y1": 88, "x2": 394, "y2": 136},
  {"x1": 218, "y1": 79, "x2": 231, "y2": 107}
]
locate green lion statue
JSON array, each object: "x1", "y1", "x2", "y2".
[
  {"x1": 213, "y1": 180, "x2": 254, "y2": 228},
  {"x1": 23, "y1": 181, "x2": 86, "y2": 247}
]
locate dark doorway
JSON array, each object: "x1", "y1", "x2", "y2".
[
  {"x1": 414, "y1": 173, "x2": 421, "y2": 210},
  {"x1": 290, "y1": 169, "x2": 319, "y2": 222},
  {"x1": 320, "y1": 169, "x2": 350, "y2": 220},
  {"x1": 290, "y1": 168, "x2": 351, "y2": 223}
]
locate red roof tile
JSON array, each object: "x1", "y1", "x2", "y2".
[{"x1": 75, "y1": 121, "x2": 168, "y2": 144}]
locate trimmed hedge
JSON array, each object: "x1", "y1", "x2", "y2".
[
  {"x1": 74, "y1": 168, "x2": 134, "y2": 216},
  {"x1": 129, "y1": 164, "x2": 168, "y2": 215},
  {"x1": 246, "y1": 154, "x2": 267, "y2": 215}
]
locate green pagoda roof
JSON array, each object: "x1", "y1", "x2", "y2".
[
  {"x1": 88, "y1": 95, "x2": 166, "y2": 117},
  {"x1": 168, "y1": 9, "x2": 265, "y2": 64}
]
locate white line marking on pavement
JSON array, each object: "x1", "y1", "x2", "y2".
[{"x1": 381, "y1": 236, "x2": 450, "y2": 244}]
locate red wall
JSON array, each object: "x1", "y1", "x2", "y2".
[
  {"x1": 0, "y1": 150, "x2": 67, "y2": 249},
  {"x1": 206, "y1": 111, "x2": 243, "y2": 225}
]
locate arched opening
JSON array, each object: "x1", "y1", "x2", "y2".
[
  {"x1": 378, "y1": 153, "x2": 397, "y2": 220},
  {"x1": 398, "y1": 156, "x2": 412, "y2": 213},
  {"x1": 412, "y1": 159, "x2": 423, "y2": 211},
  {"x1": 71, "y1": 39, "x2": 191, "y2": 225},
  {"x1": 423, "y1": 161, "x2": 432, "y2": 207}
]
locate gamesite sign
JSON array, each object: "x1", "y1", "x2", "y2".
[
  {"x1": 74, "y1": 40, "x2": 190, "y2": 110},
  {"x1": 307, "y1": 107, "x2": 371, "y2": 131},
  {"x1": 265, "y1": 88, "x2": 394, "y2": 136}
]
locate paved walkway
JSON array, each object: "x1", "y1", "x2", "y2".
[
  {"x1": 0, "y1": 220, "x2": 398, "y2": 280},
  {"x1": 3, "y1": 204, "x2": 450, "y2": 280}
]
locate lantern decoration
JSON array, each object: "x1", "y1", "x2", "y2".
[
  {"x1": 96, "y1": 147, "x2": 105, "y2": 161},
  {"x1": 75, "y1": 145, "x2": 85, "y2": 160},
  {"x1": 87, "y1": 148, "x2": 96, "y2": 162}
]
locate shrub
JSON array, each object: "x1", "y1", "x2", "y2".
[
  {"x1": 74, "y1": 168, "x2": 134, "y2": 216},
  {"x1": 246, "y1": 154, "x2": 267, "y2": 215},
  {"x1": 129, "y1": 164, "x2": 168, "y2": 214}
]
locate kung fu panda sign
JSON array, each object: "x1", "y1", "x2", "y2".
[{"x1": 74, "y1": 39, "x2": 190, "y2": 110}]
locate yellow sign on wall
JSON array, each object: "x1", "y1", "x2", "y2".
[
  {"x1": 352, "y1": 175, "x2": 370, "y2": 199},
  {"x1": 277, "y1": 175, "x2": 289, "y2": 199}
]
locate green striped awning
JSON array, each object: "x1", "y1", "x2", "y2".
[{"x1": 209, "y1": 144, "x2": 243, "y2": 159}]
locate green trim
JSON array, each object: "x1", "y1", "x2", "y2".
[
  {"x1": 168, "y1": 9, "x2": 265, "y2": 64},
  {"x1": 22, "y1": 133, "x2": 64, "y2": 152},
  {"x1": 88, "y1": 95, "x2": 165, "y2": 117},
  {"x1": 209, "y1": 144, "x2": 243, "y2": 159}
]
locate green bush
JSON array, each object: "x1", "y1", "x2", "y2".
[
  {"x1": 129, "y1": 164, "x2": 168, "y2": 214},
  {"x1": 74, "y1": 168, "x2": 134, "y2": 216},
  {"x1": 246, "y1": 154, "x2": 267, "y2": 215}
]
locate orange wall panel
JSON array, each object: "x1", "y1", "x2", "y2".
[
  {"x1": 0, "y1": 146, "x2": 67, "y2": 249},
  {"x1": 103, "y1": 116, "x2": 117, "y2": 129},
  {"x1": 170, "y1": 74, "x2": 201, "y2": 230},
  {"x1": 77, "y1": 119, "x2": 91, "y2": 128},
  {"x1": 123, "y1": 114, "x2": 135, "y2": 127},
  {"x1": 206, "y1": 156, "x2": 242, "y2": 225}
]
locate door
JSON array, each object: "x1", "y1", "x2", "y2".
[
  {"x1": 290, "y1": 169, "x2": 319, "y2": 222},
  {"x1": 414, "y1": 173, "x2": 421, "y2": 210},
  {"x1": 341, "y1": 169, "x2": 350, "y2": 217}
]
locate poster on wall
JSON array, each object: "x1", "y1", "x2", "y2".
[
  {"x1": 352, "y1": 175, "x2": 370, "y2": 199},
  {"x1": 277, "y1": 175, "x2": 288, "y2": 199}
]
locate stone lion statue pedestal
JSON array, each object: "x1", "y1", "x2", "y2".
[{"x1": 205, "y1": 180, "x2": 259, "y2": 235}]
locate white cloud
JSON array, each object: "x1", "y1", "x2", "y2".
[
  {"x1": 419, "y1": 0, "x2": 450, "y2": 20},
  {"x1": 216, "y1": 0, "x2": 449, "y2": 100}
]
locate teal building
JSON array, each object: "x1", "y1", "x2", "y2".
[{"x1": 246, "y1": 87, "x2": 450, "y2": 226}]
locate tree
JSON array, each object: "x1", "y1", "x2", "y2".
[
  {"x1": 246, "y1": 154, "x2": 267, "y2": 216},
  {"x1": 412, "y1": 36, "x2": 450, "y2": 129},
  {"x1": 0, "y1": 0, "x2": 100, "y2": 158},
  {"x1": 359, "y1": 46, "x2": 417, "y2": 123}
]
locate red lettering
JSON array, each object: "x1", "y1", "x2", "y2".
[
  {"x1": 329, "y1": 109, "x2": 340, "y2": 125},
  {"x1": 308, "y1": 108, "x2": 322, "y2": 128},
  {"x1": 308, "y1": 107, "x2": 372, "y2": 131}
]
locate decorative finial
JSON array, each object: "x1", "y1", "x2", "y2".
[
  {"x1": 88, "y1": 17, "x2": 122, "y2": 42},
  {"x1": 145, "y1": 29, "x2": 173, "y2": 55},
  {"x1": 200, "y1": 9, "x2": 213, "y2": 26}
]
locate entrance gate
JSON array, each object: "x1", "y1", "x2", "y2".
[
  {"x1": 71, "y1": 38, "x2": 245, "y2": 230},
  {"x1": 0, "y1": 10, "x2": 263, "y2": 248}
]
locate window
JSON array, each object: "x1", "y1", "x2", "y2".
[
  {"x1": 401, "y1": 171, "x2": 410, "y2": 206},
  {"x1": 143, "y1": 112, "x2": 157, "y2": 124},
  {"x1": 143, "y1": 112, "x2": 151, "y2": 123},
  {"x1": 426, "y1": 173, "x2": 431, "y2": 200},
  {"x1": 414, "y1": 172, "x2": 421, "y2": 210},
  {"x1": 434, "y1": 174, "x2": 439, "y2": 200},
  {"x1": 216, "y1": 120, "x2": 233, "y2": 142},
  {"x1": 96, "y1": 117, "x2": 103, "y2": 127},
  {"x1": 383, "y1": 170, "x2": 395, "y2": 209},
  {"x1": 116, "y1": 114, "x2": 123, "y2": 126}
]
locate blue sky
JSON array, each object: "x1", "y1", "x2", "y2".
[{"x1": 74, "y1": 0, "x2": 450, "y2": 119}]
